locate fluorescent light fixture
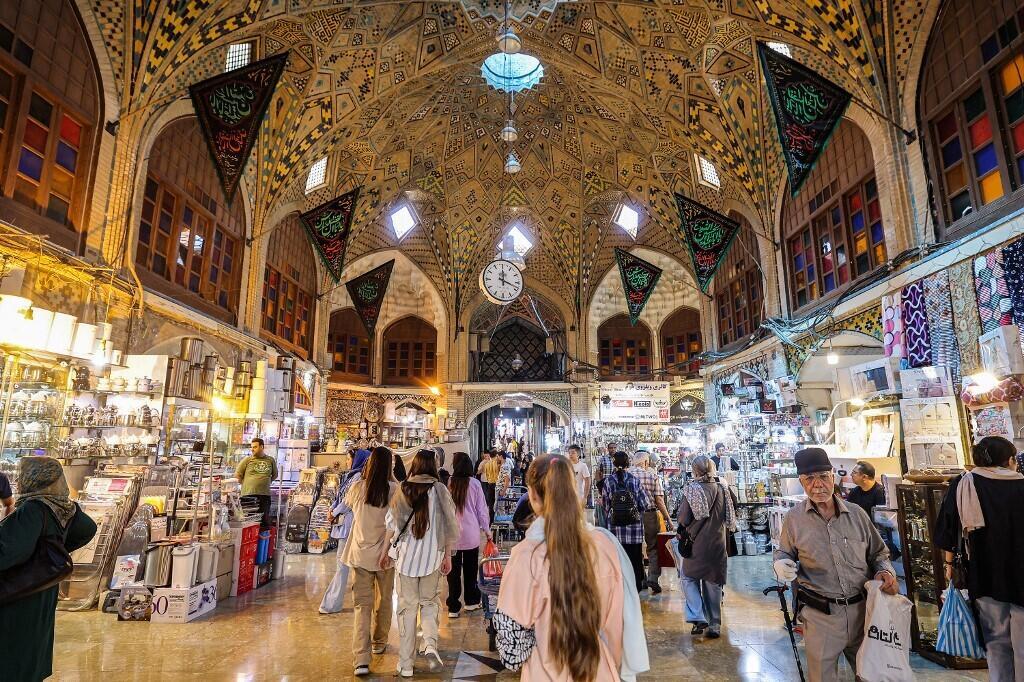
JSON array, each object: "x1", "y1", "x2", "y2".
[
  {"x1": 305, "y1": 156, "x2": 328, "y2": 194},
  {"x1": 613, "y1": 203, "x2": 640, "y2": 239},
  {"x1": 389, "y1": 203, "x2": 418, "y2": 241}
]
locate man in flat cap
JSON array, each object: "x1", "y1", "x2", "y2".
[{"x1": 773, "y1": 447, "x2": 898, "y2": 682}]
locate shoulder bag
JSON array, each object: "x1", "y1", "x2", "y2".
[
  {"x1": 386, "y1": 502, "x2": 419, "y2": 561},
  {"x1": 0, "y1": 502, "x2": 75, "y2": 606},
  {"x1": 676, "y1": 486, "x2": 720, "y2": 560}
]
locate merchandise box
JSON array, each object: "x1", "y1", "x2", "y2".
[
  {"x1": 842, "y1": 357, "x2": 901, "y2": 399},
  {"x1": 900, "y1": 366, "x2": 953, "y2": 398},
  {"x1": 979, "y1": 325, "x2": 1024, "y2": 376},
  {"x1": 151, "y1": 579, "x2": 217, "y2": 623},
  {"x1": 969, "y1": 402, "x2": 1024, "y2": 442}
]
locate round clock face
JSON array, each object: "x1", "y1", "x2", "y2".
[{"x1": 479, "y1": 259, "x2": 524, "y2": 304}]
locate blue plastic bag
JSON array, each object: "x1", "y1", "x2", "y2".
[{"x1": 935, "y1": 581, "x2": 986, "y2": 660}]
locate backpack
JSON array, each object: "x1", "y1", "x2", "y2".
[{"x1": 609, "y1": 471, "x2": 640, "y2": 527}]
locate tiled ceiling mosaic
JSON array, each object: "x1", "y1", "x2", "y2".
[{"x1": 89, "y1": 0, "x2": 928, "y2": 325}]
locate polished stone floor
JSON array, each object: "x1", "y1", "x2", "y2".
[{"x1": 51, "y1": 553, "x2": 987, "y2": 681}]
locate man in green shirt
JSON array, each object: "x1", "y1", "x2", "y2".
[{"x1": 235, "y1": 438, "x2": 277, "y2": 528}]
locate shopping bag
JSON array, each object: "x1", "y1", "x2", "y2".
[
  {"x1": 855, "y1": 580, "x2": 914, "y2": 682},
  {"x1": 482, "y1": 539, "x2": 499, "y2": 559},
  {"x1": 935, "y1": 581, "x2": 986, "y2": 660}
]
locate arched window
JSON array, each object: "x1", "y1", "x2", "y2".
[
  {"x1": 782, "y1": 119, "x2": 886, "y2": 311},
  {"x1": 715, "y1": 215, "x2": 763, "y2": 347},
  {"x1": 328, "y1": 308, "x2": 370, "y2": 383},
  {"x1": 261, "y1": 214, "x2": 317, "y2": 356},
  {"x1": 919, "y1": 0, "x2": 1024, "y2": 239},
  {"x1": 661, "y1": 308, "x2": 703, "y2": 377},
  {"x1": 382, "y1": 316, "x2": 437, "y2": 386},
  {"x1": 0, "y1": 0, "x2": 100, "y2": 252},
  {"x1": 136, "y1": 117, "x2": 244, "y2": 320},
  {"x1": 598, "y1": 314, "x2": 651, "y2": 378}
]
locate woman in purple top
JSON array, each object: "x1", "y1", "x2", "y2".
[{"x1": 446, "y1": 451, "x2": 492, "y2": 617}]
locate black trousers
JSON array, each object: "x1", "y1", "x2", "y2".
[
  {"x1": 446, "y1": 547, "x2": 481, "y2": 613},
  {"x1": 248, "y1": 494, "x2": 271, "y2": 529},
  {"x1": 622, "y1": 542, "x2": 645, "y2": 592},
  {"x1": 482, "y1": 482, "x2": 496, "y2": 524}
]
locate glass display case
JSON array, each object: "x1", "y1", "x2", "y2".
[{"x1": 895, "y1": 483, "x2": 986, "y2": 670}]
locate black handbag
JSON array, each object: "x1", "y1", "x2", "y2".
[
  {"x1": 676, "y1": 487, "x2": 719, "y2": 559},
  {"x1": 0, "y1": 502, "x2": 75, "y2": 606}
]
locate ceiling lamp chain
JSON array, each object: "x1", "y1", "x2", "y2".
[{"x1": 502, "y1": 0, "x2": 520, "y2": 174}]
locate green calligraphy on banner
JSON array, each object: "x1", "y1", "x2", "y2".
[
  {"x1": 299, "y1": 189, "x2": 360, "y2": 282},
  {"x1": 614, "y1": 248, "x2": 662, "y2": 326},
  {"x1": 189, "y1": 53, "x2": 288, "y2": 202},
  {"x1": 345, "y1": 260, "x2": 395, "y2": 335},
  {"x1": 674, "y1": 194, "x2": 742, "y2": 293},
  {"x1": 757, "y1": 42, "x2": 851, "y2": 196}
]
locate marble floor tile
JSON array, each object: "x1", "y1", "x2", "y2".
[{"x1": 49, "y1": 553, "x2": 986, "y2": 680}]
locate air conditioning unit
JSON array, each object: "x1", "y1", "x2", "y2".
[
  {"x1": 844, "y1": 357, "x2": 902, "y2": 398},
  {"x1": 979, "y1": 325, "x2": 1024, "y2": 376}
]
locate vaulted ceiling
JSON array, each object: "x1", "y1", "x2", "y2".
[{"x1": 88, "y1": 0, "x2": 930, "y2": 324}]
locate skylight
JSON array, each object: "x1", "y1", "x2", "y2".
[
  {"x1": 498, "y1": 224, "x2": 534, "y2": 257},
  {"x1": 767, "y1": 42, "x2": 792, "y2": 58},
  {"x1": 389, "y1": 204, "x2": 418, "y2": 241},
  {"x1": 695, "y1": 155, "x2": 721, "y2": 190},
  {"x1": 613, "y1": 203, "x2": 640, "y2": 239},
  {"x1": 225, "y1": 42, "x2": 252, "y2": 71},
  {"x1": 305, "y1": 156, "x2": 328, "y2": 194},
  {"x1": 482, "y1": 53, "x2": 544, "y2": 93}
]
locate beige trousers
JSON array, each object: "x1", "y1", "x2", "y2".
[
  {"x1": 396, "y1": 570, "x2": 442, "y2": 670},
  {"x1": 799, "y1": 601, "x2": 866, "y2": 682},
  {"x1": 351, "y1": 566, "x2": 395, "y2": 667}
]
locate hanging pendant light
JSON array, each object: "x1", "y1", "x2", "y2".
[
  {"x1": 500, "y1": 120, "x2": 518, "y2": 142},
  {"x1": 496, "y1": 28, "x2": 522, "y2": 54},
  {"x1": 504, "y1": 152, "x2": 521, "y2": 174}
]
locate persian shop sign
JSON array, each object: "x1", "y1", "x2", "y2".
[{"x1": 599, "y1": 382, "x2": 671, "y2": 423}]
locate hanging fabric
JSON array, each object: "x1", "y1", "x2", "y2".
[
  {"x1": 672, "y1": 194, "x2": 742, "y2": 292},
  {"x1": 757, "y1": 42, "x2": 852, "y2": 196},
  {"x1": 344, "y1": 260, "x2": 396, "y2": 335},
  {"x1": 881, "y1": 293, "x2": 906, "y2": 366},
  {"x1": 999, "y1": 237, "x2": 1024, "y2": 346},
  {"x1": 299, "y1": 189, "x2": 361, "y2": 282},
  {"x1": 189, "y1": 53, "x2": 288, "y2": 202},
  {"x1": 922, "y1": 271, "x2": 961, "y2": 386},
  {"x1": 948, "y1": 259, "x2": 984, "y2": 377},
  {"x1": 901, "y1": 280, "x2": 931, "y2": 368},
  {"x1": 614, "y1": 248, "x2": 663, "y2": 326},
  {"x1": 973, "y1": 250, "x2": 1014, "y2": 333}
]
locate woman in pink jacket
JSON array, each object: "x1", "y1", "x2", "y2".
[{"x1": 446, "y1": 451, "x2": 492, "y2": 617}]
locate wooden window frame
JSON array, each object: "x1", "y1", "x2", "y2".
[
  {"x1": 715, "y1": 221, "x2": 763, "y2": 348},
  {"x1": 382, "y1": 318, "x2": 437, "y2": 385},
  {"x1": 328, "y1": 310, "x2": 371, "y2": 382},
  {"x1": 597, "y1": 315, "x2": 652, "y2": 378},
  {"x1": 261, "y1": 263, "x2": 314, "y2": 357}
]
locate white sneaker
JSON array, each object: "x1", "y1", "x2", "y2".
[
  {"x1": 447, "y1": 610, "x2": 460, "y2": 618},
  {"x1": 464, "y1": 603, "x2": 482, "y2": 612},
  {"x1": 372, "y1": 644, "x2": 387, "y2": 655},
  {"x1": 354, "y1": 665, "x2": 370, "y2": 676},
  {"x1": 423, "y1": 645, "x2": 443, "y2": 669},
  {"x1": 398, "y1": 668, "x2": 413, "y2": 678}
]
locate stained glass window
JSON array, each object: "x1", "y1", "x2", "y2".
[{"x1": 482, "y1": 53, "x2": 544, "y2": 93}]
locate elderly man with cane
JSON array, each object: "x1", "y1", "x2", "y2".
[{"x1": 773, "y1": 447, "x2": 898, "y2": 682}]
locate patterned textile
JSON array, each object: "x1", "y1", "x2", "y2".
[
  {"x1": 672, "y1": 195, "x2": 742, "y2": 292},
  {"x1": 1000, "y1": 238, "x2": 1024, "y2": 345},
  {"x1": 881, "y1": 293, "x2": 906, "y2": 365},
  {"x1": 948, "y1": 259, "x2": 983, "y2": 375},
  {"x1": 493, "y1": 609, "x2": 536, "y2": 671},
  {"x1": 614, "y1": 248, "x2": 663, "y2": 324},
  {"x1": 15, "y1": 456, "x2": 77, "y2": 527},
  {"x1": 902, "y1": 281, "x2": 931, "y2": 368},
  {"x1": 923, "y1": 271, "x2": 961, "y2": 385},
  {"x1": 302, "y1": 189, "x2": 361, "y2": 282},
  {"x1": 974, "y1": 252, "x2": 1014, "y2": 333}
]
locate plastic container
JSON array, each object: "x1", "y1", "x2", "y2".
[{"x1": 170, "y1": 544, "x2": 199, "y2": 588}]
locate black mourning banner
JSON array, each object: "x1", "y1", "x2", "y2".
[
  {"x1": 345, "y1": 259, "x2": 395, "y2": 335},
  {"x1": 674, "y1": 194, "x2": 742, "y2": 293},
  {"x1": 614, "y1": 248, "x2": 663, "y2": 326},
  {"x1": 299, "y1": 189, "x2": 360, "y2": 282}
]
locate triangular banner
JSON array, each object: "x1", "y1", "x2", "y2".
[
  {"x1": 674, "y1": 194, "x2": 742, "y2": 293},
  {"x1": 757, "y1": 42, "x2": 851, "y2": 196},
  {"x1": 614, "y1": 248, "x2": 662, "y2": 326},
  {"x1": 189, "y1": 53, "x2": 288, "y2": 202},
  {"x1": 345, "y1": 260, "x2": 395, "y2": 335},
  {"x1": 299, "y1": 189, "x2": 360, "y2": 282}
]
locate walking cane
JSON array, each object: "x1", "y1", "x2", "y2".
[{"x1": 763, "y1": 584, "x2": 806, "y2": 682}]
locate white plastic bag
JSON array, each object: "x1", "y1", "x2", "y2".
[{"x1": 856, "y1": 580, "x2": 914, "y2": 682}]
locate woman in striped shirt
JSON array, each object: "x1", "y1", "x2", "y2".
[{"x1": 383, "y1": 450, "x2": 459, "y2": 677}]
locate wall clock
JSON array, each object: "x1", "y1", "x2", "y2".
[{"x1": 479, "y1": 259, "x2": 524, "y2": 305}]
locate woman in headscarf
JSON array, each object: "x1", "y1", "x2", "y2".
[
  {"x1": 676, "y1": 455, "x2": 736, "y2": 639},
  {"x1": 319, "y1": 448, "x2": 371, "y2": 614},
  {"x1": 0, "y1": 456, "x2": 96, "y2": 682}
]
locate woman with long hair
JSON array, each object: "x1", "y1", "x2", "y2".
[
  {"x1": 446, "y1": 452, "x2": 492, "y2": 618},
  {"x1": 383, "y1": 449, "x2": 459, "y2": 677},
  {"x1": 677, "y1": 455, "x2": 737, "y2": 639},
  {"x1": 333, "y1": 447, "x2": 398, "y2": 676},
  {"x1": 0, "y1": 457, "x2": 97, "y2": 682},
  {"x1": 319, "y1": 448, "x2": 371, "y2": 614},
  {"x1": 935, "y1": 436, "x2": 1024, "y2": 680},
  {"x1": 494, "y1": 454, "x2": 649, "y2": 681},
  {"x1": 601, "y1": 451, "x2": 651, "y2": 591}
]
